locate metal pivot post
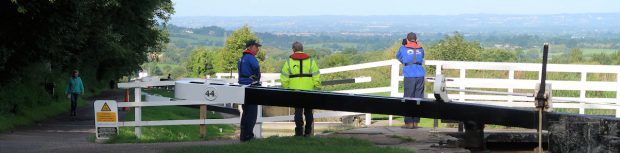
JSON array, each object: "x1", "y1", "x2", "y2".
[
  {"x1": 433, "y1": 74, "x2": 450, "y2": 103},
  {"x1": 534, "y1": 43, "x2": 551, "y2": 153},
  {"x1": 464, "y1": 121, "x2": 485, "y2": 150}
]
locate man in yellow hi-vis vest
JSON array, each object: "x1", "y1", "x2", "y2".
[{"x1": 280, "y1": 41, "x2": 320, "y2": 137}]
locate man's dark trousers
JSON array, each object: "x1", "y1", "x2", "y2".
[
  {"x1": 240, "y1": 104, "x2": 257, "y2": 141},
  {"x1": 404, "y1": 77, "x2": 424, "y2": 123},
  {"x1": 294, "y1": 107, "x2": 313, "y2": 136}
]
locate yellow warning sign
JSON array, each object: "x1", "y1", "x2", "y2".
[
  {"x1": 96, "y1": 112, "x2": 117, "y2": 122},
  {"x1": 101, "y1": 103, "x2": 111, "y2": 111}
]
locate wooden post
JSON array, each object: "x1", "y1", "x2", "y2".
[{"x1": 200, "y1": 105, "x2": 207, "y2": 138}]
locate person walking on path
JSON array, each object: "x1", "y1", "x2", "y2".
[{"x1": 65, "y1": 70, "x2": 85, "y2": 117}]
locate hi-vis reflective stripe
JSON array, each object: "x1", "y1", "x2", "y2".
[
  {"x1": 309, "y1": 58, "x2": 314, "y2": 74},
  {"x1": 287, "y1": 60, "x2": 292, "y2": 75},
  {"x1": 280, "y1": 71, "x2": 289, "y2": 77},
  {"x1": 312, "y1": 70, "x2": 320, "y2": 75},
  {"x1": 285, "y1": 58, "x2": 317, "y2": 78}
]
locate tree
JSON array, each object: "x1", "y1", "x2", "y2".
[
  {"x1": 481, "y1": 49, "x2": 517, "y2": 62},
  {"x1": 568, "y1": 48, "x2": 583, "y2": 63},
  {"x1": 304, "y1": 48, "x2": 331, "y2": 60},
  {"x1": 186, "y1": 47, "x2": 217, "y2": 77},
  {"x1": 260, "y1": 58, "x2": 284, "y2": 73},
  {"x1": 0, "y1": 0, "x2": 173, "y2": 81},
  {"x1": 590, "y1": 53, "x2": 612, "y2": 65},
  {"x1": 152, "y1": 66, "x2": 163, "y2": 76},
  {"x1": 343, "y1": 47, "x2": 358, "y2": 54},
  {"x1": 515, "y1": 49, "x2": 527, "y2": 62},
  {"x1": 161, "y1": 65, "x2": 172, "y2": 75},
  {"x1": 612, "y1": 51, "x2": 620, "y2": 65},
  {"x1": 526, "y1": 50, "x2": 540, "y2": 62},
  {"x1": 319, "y1": 53, "x2": 352, "y2": 68},
  {"x1": 170, "y1": 66, "x2": 187, "y2": 79},
  {"x1": 382, "y1": 41, "x2": 403, "y2": 60},
  {"x1": 218, "y1": 25, "x2": 260, "y2": 76},
  {"x1": 427, "y1": 32, "x2": 482, "y2": 61},
  {"x1": 0, "y1": 0, "x2": 173, "y2": 116}
]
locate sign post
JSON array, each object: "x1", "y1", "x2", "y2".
[{"x1": 94, "y1": 100, "x2": 119, "y2": 139}]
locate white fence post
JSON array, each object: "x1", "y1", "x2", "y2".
[
  {"x1": 459, "y1": 69, "x2": 466, "y2": 101},
  {"x1": 617, "y1": 71, "x2": 620, "y2": 118},
  {"x1": 580, "y1": 71, "x2": 587, "y2": 114},
  {"x1": 385, "y1": 61, "x2": 400, "y2": 126},
  {"x1": 390, "y1": 61, "x2": 400, "y2": 97},
  {"x1": 508, "y1": 69, "x2": 515, "y2": 103},
  {"x1": 433, "y1": 64, "x2": 443, "y2": 129},
  {"x1": 134, "y1": 87, "x2": 142, "y2": 138}
]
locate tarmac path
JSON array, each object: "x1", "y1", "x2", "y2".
[{"x1": 0, "y1": 90, "x2": 236, "y2": 153}]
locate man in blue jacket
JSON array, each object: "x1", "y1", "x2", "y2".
[
  {"x1": 237, "y1": 40, "x2": 262, "y2": 141},
  {"x1": 396, "y1": 32, "x2": 425, "y2": 129}
]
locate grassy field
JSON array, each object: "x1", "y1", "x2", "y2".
[
  {"x1": 108, "y1": 106, "x2": 236, "y2": 143},
  {"x1": 163, "y1": 136, "x2": 412, "y2": 153}
]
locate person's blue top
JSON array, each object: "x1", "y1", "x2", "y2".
[
  {"x1": 65, "y1": 76, "x2": 85, "y2": 94},
  {"x1": 396, "y1": 44, "x2": 425, "y2": 78},
  {"x1": 237, "y1": 53, "x2": 261, "y2": 85}
]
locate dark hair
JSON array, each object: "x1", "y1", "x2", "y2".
[
  {"x1": 401, "y1": 39, "x2": 407, "y2": 45},
  {"x1": 292, "y1": 41, "x2": 303, "y2": 51},
  {"x1": 406, "y1": 32, "x2": 417, "y2": 42}
]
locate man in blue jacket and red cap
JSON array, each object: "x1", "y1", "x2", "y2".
[
  {"x1": 238, "y1": 39, "x2": 262, "y2": 141},
  {"x1": 396, "y1": 32, "x2": 425, "y2": 129}
]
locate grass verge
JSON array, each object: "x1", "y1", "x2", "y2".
[
  {"x1": 0, "y1": 99, "x2": 85, "y2": 132},
  {"x1": 371, "y1": 114, "x2": 446, "y2": 128},
  {"x1": 162, "y1": 136, "x2": 413, "y2": 153},
  {"x1": 107, "y1": 105, "x2": 236, "y2": 143}
]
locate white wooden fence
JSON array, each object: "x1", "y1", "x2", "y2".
[
  {"x1": 116, "y1": 80, "x2": 364, "y2": 138},
  {"x1": 112, "y1": 59, "x2": 620, "y2": 138},
  {"x1": 217, "y1": 59, "x2": 620, "y2": 118}
]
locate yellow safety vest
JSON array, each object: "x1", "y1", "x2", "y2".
[{"x1": 280, "y1": 52, "x2": 321, "y2": 90}]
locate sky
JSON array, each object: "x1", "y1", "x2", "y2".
[{"x1": 172, "y1": 0, "x2": 620, "y2": 17}]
